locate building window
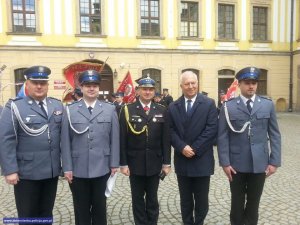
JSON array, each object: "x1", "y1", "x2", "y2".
[
  {"x1": 218, "y1": 4, "x2": 235, "y2": 39},
  {"x1": 140, "y1": 0, "x2": 160, "y2": 36},
  {"x1": 257, "y1": 69, "x2": 267, "y2": 95},
  {"x1": 253, "y1": 6, "x2": 267, "y2": 41},
  {"x1": 180, "y1": 1, "x2": 198, "y2": 37},
  {"x1": 142, "y1": 68, "x2": 161, "y2": 92},
  {"x1": 14, "y1": 68, "x2": 27, "y2": 96},
  {"x1": 11, "y1": 0, "x2": 36, "y2": 32},
  {"x1": 79, "y1": 0, "x2": 101, "y2": 34}
]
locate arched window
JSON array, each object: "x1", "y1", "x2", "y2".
[
  {"x1": 257, "y1": 69, "x2": 267, "y2": 96},
  {"x1": 14, "y1": 68, "x2": 27, "y2": 96},
  {"x1": 142, "y1": 68, "x2": 161, "y2": 93}
]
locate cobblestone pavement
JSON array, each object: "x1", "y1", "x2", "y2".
[{"x1": 0, "y1": 113, "x2": 299, "y2": 225}]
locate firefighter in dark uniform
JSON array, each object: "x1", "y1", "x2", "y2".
[
  {"x1": 161, "y1": 88, "x2": 173, "y2": 107},
  {"x1": 119, "y1": 75, "x2": 171, "y2": 225}
]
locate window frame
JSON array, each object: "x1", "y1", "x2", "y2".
[
  {"x1": 257, "y1": 69, "x2": 268, "y2": 96},
  {"x1": 75, "y1": 0, "x2": 106, "y2": 37},
  {"x1": 137, "y1": 0, "x2": 164, "y2": 39},
  {"x1": 250, "y1": 1, "x2": 272, "y2": 43},
  {"x1": 178, "y1": 0, "x2": 202, "y2": 39},
  {"x1": 215, "y1": 0, "x2": 239, "y2": 42},
  {"x1": 7, "y1": 0, "x2": 40, "y2": 35},
  {"x1": 14, "y1": 67, "x2": 27, "y2": 96}
]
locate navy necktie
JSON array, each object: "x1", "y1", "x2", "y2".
[
  {"x1": 88, "y1": 106, "x2": 93, "y2": 114},
  {"x1": 246, "y1": 99, "x2": 252, "y2": 113},
  {"x1": 39, "y1": 101, "x2": 47, "y2": 117},
  {"x1": 186, "y1": 100, "x2": 192, "y2": 116}
]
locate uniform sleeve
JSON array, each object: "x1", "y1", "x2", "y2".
[
  {"x1": 60, "y1": 106, "x2": 73, "y2": 172},
  {"x1": 0, "y1": 101, "x2": 19, "y2": 175},
  {"x1": 217, "y1": 103, "x2": 231, "y2": 167},
  {"x1": 119, "y1": 106, "x2": 128, "y2": 166},
  {"x1": 161, "y1": 108, "x2": 171, "y2": 165},
  {"x1": 268, "y1": 102, "x2": 281, "y2": 167},
  {"x1": 109, "y1": 107, "x2": 120, "y2": 168}
]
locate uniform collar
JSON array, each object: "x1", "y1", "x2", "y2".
[
  {"x1": 240, "y1": 94, "x2": 256, "y2": 105},
  {"x1": 35, "y1": 98, "x2": 47, "y2": 107},
  {"x1": 84, "y1": 99, "x2": 97, "y2": 108},
  {"x1": 139, "y1": 99, "x2": 152, "y2": 108}
]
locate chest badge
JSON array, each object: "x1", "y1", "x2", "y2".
[
  {"x1": 138, "y1": 118, "x2": 142, "y2": 122},
  {"x1": 153, "y1": 118, "x2": 157, "y2": 122},
  {"x1": 25, "y1": 117, "x2": 30, "y2": 122}
]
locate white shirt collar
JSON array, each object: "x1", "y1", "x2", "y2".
[
  {"x1": 139, "y1": 100, "x2": 151, "y2": 108},
  {"x1": 35, "y1": 98, "x2": 47, "y2": 107},
  {"x1": 84, "y1": 100, "x2": 97, "y2": 108},
  {"x1": 240, "y1": 94, "x2": 256, "y2": 105},
  {"x1": 184, "y1": 94, "x2": 197, "y2": 103}
]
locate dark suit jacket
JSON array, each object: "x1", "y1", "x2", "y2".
[
  {"x1": 168, "y1": 93, "x2": 218, "y2": 177},
  {"x1": 119, "y1": 101, "x2": 171, "y2": 176}
]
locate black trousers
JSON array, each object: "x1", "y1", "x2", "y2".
[
  {"x1": 70, "y1": 174, "x2": 110, "y2": 225},
  {"x1": 14, "y1": 177, "x2": 58, "y2": 225},
  {"x1": 177, "y1": 175, "x2": 210, "y2": 225},
  {"x1": 230, "y1": 172, "x2": 266, "y2": 225},
  {"x1": 129, "y1": 174, "x2": 160, "y2": 225}
]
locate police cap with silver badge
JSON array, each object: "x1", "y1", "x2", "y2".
[
  {"x1": 236, "y1": 67, "x2": 261, "y2": 81},
  {"x1": 24, "y1": 66, "x2": 51, "y2": 81},
  {"x1": 79, "y1": 70, "x2": 101, "y2": 85},
  {"x1": 138, "y1": 75, "x2": 155, "y2": 88}
]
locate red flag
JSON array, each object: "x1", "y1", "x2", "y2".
[
  {"x1": 224, "y1": 79, "x2": 239, "y2": 101},
  {"x1": 117, "y1": 71, "x2": 136, "y2": 103}
]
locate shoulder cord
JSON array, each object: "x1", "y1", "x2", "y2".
[
  {"x1": 66, "y1": 105, "x2": 89, "y2": 134},
  {"x1": 124, "y1": 105, "x2": 148, "y2": 136},
  {"x1": 224, "y1": 101, "x2": 251, "y2": 137}
]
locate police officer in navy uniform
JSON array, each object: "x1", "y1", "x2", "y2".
[
  {"x1": 161, "y1": 88, "x2": 173, "y2": 107},
  {"x1": 61, "y1": 70, "x2": 120, "y2": 225},
  {"x1": 0, "y1": 66, "x2": 63, "y2": 224},
  {"x1": 113, "y1": 92, "x2": 124, "y2": 116},
  {"x1": 119, "y1": 75, "x2": 171, "y2": 225},
  {"x1": 218, "y1": 67, "x2": 281, "y2": 225}
]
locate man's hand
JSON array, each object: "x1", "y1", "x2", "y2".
[
  {"x1": 120, "y1": 167, "x2": 130, "y2": 176},
  {"x1": 5, "y1": 173, "x2": 19, "y2": 185},
  {"x1": 222, "y1": 166, "x2": 236, "y2": 182},
  {"x1": 265, "y1": 165, "x2": 277, "y2": 177},
  {"x1": 182, "y1": 145, "x2": 195, "y2": 158},
  {"x1": 111, "y1": 168, "x2": 118, "y2": 176},
  {"x1": 162, "y1": 166, "x2": 171, "y2": 175},
  {"x1": 64, "y1": 171, "x2": 73, "y2": 184}
]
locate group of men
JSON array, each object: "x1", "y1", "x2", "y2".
[{"x1": 0, "y1": 65, "x2": 281, "y2": 225}]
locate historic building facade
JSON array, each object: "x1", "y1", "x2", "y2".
[{"x1": 0, "y1": 0, "x2": 299, "y2": 111}]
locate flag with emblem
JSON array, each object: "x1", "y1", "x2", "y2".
[
  {"x1": 117, "y1": 71, "x2": 136, "y2": 103},
  {"x1": 224, "y1": 79, "x2": 238, "y2": 101}
]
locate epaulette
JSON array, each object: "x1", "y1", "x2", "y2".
[
  {"x1": 11, "y1": 97, "x2": 22, "y2": 102},
  {"x1": 225, "y1": 98, "x2": 235, "y2": 102},
  {"x1": 48, "y1": 97, "x2": 61, "y2": 102},
  {"x1": 156, "y1": 103, "x2": 166, "y2": 108},
  {"x1": 259, "y1": 95, "x2": 272, "y2": 101},
  {"x1": 101, "y1": 101, "x2": 114, "y2": 105},
  {"x1": 66, "y1": 101, "x2": 77, "y2": 106}
]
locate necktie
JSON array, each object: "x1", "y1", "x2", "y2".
[
  {"x1": 144, "y1": 105, "x2": 150, "y2": 115},
  {"x1": 246, "y1": 99, "x2": 252, "y2": 113},
  {"x1": 88, "y1": 106, "x2": 93, "y2": 114},
  {"x1": 186, "y1": 99, "x2": 192, "y2": 116},
  {"x1": 39, "y1": 101, "x2": 47, "y2": 117}
]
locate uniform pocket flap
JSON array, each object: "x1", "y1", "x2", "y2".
[
  {"x1": 229, "y1": 114, "x2": 247, "y2": 121},
  {"x1": 97, "y1": 117, "x2": 111, "y2": 123},
  {"x1": 256, "y1": 113, "x2": 270, "y2": 119},
  {"x1": 72, "y1": 118, "x2": 86, "y2": 124},
  {"x1": 23, "y1": 117, "x2": 42, "y2": 124}
]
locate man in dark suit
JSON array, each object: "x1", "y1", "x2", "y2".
[
  {"x1": 119, "y1": 75, "x2": 171, "y2": 225},
  {"x1": 168, "y1": 71, "x2": 218, "y2": 225},
  {"x1": 162, "y1": 88, "x2": 173, "y2": 107},
  {"x1": 61, "y1": 70, "x2": 120, "y2": 225},
  {"x1": 218, "y1": 67, "x2": 281, "y2": 225},
  {"x1": 0, "y1": 66, "x2": 63, "y2": 225}
]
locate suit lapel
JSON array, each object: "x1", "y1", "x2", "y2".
[
  {"x1": 236, "y1": 96, "x2": 250, "y2": 115},
  {"x1": 90, "y1": 100, "x2": 103, "y2": 121},
  {"x1": 27, "y1": 97, "x2": 48, "y2": 119},
  {"x1": 251, "y1": 96, "x2": 262, "y2": 115},
  {"x1": 46, "y1": 98, "x2": 54, "y2": 120},
  {"x1": 189, "y1": 94, "x2": 202, "y2": 118},
  {"x1": 77, "y1": 100, "x2": 91, "y2": 120}
]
